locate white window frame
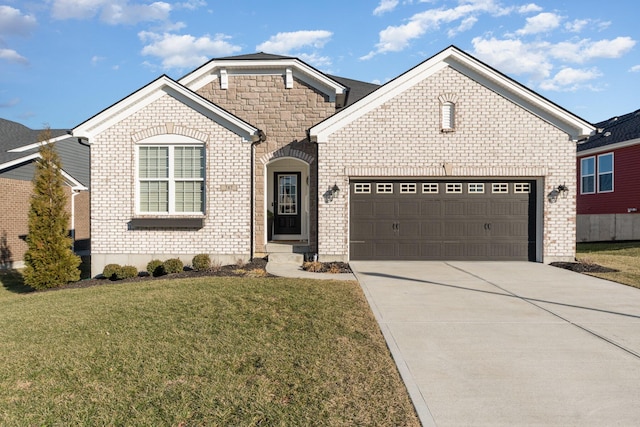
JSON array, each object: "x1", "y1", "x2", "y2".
[
  {"x1": 400, "y1": 183, "x2": 417, "y2": 194},
  {"x1": 446, "y1": 183, "x2": 462, "y2": 193},
  {"x1": 492, "y1": 183, "x2": 509, "y2": 193},
  {"x1": 354, "y1": 183, "x2": 371, "y2": 194},
  {"x1": 136, "y1": 135, "x2": 206, "y2": 216},
  {"x1": 597, "y1": 152, "x2": 614, "y2": 193},
  {"x1": 441, "y1": 102, "x2": 455, "y2": 131},
  {"x1": 468, "y1": 183, "x2": 485, "y2": 194},
  {"x1": 580, "y1": 156, "x2": 596, "y2": 194},
  {"x1": 514, "y1": 183, "x2": 531, "y2": 193},
  {"x1": 422, "y1": 183, "x2": 439, "y2": 194},
  {"x1": 376, "y1": 183, "x2": 393, "y2": 193}
]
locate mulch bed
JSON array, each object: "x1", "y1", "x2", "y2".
[
  {"x1": 301, "y1": 261, "x2": 353, "y2": 274},
  {"x1": 43, "y1": 258, "x2": 274, "y2": 291},
  {"x1": 550, "y1": 261, "x2": 618, "y2": 274}
]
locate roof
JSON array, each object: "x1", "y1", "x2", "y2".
[
  {"x1": 328, "y1": 75, "x2": 380, "y2": 107},
  {"x1": 0, "y1": 118, "x2": 90, "y2": 189},
  {"x1": 577, "y1": 108, "x2": 640, "y2": 152},
  {"x1": 310, "y1": 45, "x2": 595, "y2": 143}
]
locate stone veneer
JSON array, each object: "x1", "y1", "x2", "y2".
[
  {"x1": 317, "y1": 66, "x2": 576, "y2": 263},
  {"x1": 196, "y1": 74, "x2": 337, "y2": 253}
]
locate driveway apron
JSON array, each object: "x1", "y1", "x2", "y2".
[{"x1": 350, "y1": 261, "x2": 640, "y2": 427}]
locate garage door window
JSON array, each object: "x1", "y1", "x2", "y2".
[
  {"x1": 446, "y1": 183, "x2": 462, "y2": 193},
  {"x1": 377, "y1": 183, "x2": 393, "y2": 193},
  {"x1": 354, "y1": 183, "x2": 371, "y2": 193},
  {"x1": 422, "y1": 183, "x2": 439, "y2": 193},
  {"x1": 468, "y1": 183, "x2": 484, "y2": 193},
  {"x1": 492, "y1": 183, "x2": 509, "y2": 193},
  {"x1": 514, "y1": 183, "x2": 531, "y2": 193},
  {"x1": 400, "y1": 183, "x2": 417, "y2": 193}
]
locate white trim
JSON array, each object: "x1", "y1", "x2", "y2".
[
  {"x1": 310, "y1": 46, "x2": 594, "y2": 143},
  {"x1": 179, "y1": 58, "x2": 346, "y2": 102},
  {"x1": 597, "y1": 152, "x2": 614, "y2": 193},
  {"x1": 0, "y1": 152, "x2": 87, "y2": 190},
  {"x1": 580, "y1": 156, "x2": 596, "y2": 195},
  {"x1": 8, "y1": 134, "x2": 72, "y2": 153},
  {"x1": 577, "y1": 137, "x2": 640, "y2": 156},
  {"x1": 73, "y1": 76, "x2": 259, "y2": 142}
]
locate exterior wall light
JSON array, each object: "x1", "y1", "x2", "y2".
[{"x1": 547, "y1": 184, "x2": 569, "y2": 203}]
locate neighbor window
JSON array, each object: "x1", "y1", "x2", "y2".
[
  {"x1": 580, "y1": 157, "x2": 595, "y2": 194},
  {"x1": 138, "y1": 145, "x2": 205, "y2": 214},
  {"x1": 597, "y1": 153, "x2": 613, "y2": 192}
]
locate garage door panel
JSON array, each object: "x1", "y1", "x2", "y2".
[{"x1": 350, "y1": 179, "x2": 536, "y2": 261}]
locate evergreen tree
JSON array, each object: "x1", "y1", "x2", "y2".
[{"x1": 23, "y1": 129, "x2": 80, "y2": 289}]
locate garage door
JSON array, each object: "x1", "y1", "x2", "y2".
[{"x1": 350, "y1": 180, "x2": 537, "y2": 261}]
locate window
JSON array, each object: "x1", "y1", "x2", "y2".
[
  {"x1": 400, "y1": 183, "x2": 417, "y2": 193},
  {"x1": 581, "y1": 157, "x2": 595, "y2": 194},
  {"x1": 138, "y1": 145, "x2": 205, "y2": 214},
  {"x1": 598, "y1": 153, "x2": 613, "y2": 192},
  {"x1": 422, "y1": 183, "x2": 439, "y2": 193},
  {"x1": 376, "y1": 183, "x2": 393, "y2": 193},
  {"x1": 446, "y1": 183, "x2": 462, "y2": 193},
  {"x1": 354, "y1": 183, "x2": 371, "y2": 194},
  {"x1": 514, "y1": 183, "x2": 531, "y2": 193},
  {"x1": 468, "y1": 183, "x2": 484, "y2": 193},
  {"x1": 492, "y1": 183, "x2": 509, "y2": 193},
  {"x1": 441, "y1": 102, "x2": 455, "y2": 131}
]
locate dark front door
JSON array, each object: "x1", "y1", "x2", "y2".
[{"x1": 273, "y1": 172, "x2": 301, "y2": 235}]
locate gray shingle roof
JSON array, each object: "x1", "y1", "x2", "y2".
[
  {"x1": 0, "y1": 118, "x2": 89, "y2": 188},
  {"x1": 577, "y1": 109, "x2": 640, "y2": 152}
]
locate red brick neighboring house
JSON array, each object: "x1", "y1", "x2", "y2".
[
  {"x1": 577, "y1": 109, "x2": 640, "y2": 241},
  {"x1": 0, "y1": 118, "x2": 90, "y2": 269}
]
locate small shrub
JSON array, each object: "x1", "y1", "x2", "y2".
[
  {"x1": 328, "y1": 263, "x2": 342, "y2": 274},
  {"x1": 245, "y1": 268, "x2": 268, "y2": 278},
  {"x1": 147, "y1": 259, "x2": 164, "y2": 277},
  {"x1": 235, "y1": 258, "x2": 246, "y2": 268},
  {"x1": 210, "y1": 261, "x2": 222, "y2": 272},
  {"x1": 302, "y1": 261, "x2": 323, "y2": 273},
  {"x1": 116, "y1": 265, "x2": 138, "y2": 280},
  {"x1": 192, "y1": 254, "x2": 211, "y2": 271},
  {"x1": 103, "y1": 263, "x2": 122, "y2": 280},
  {"x1": 163, "y1": 258, "x2": 184, "y2": 274}
]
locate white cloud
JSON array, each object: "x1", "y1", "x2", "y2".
[
  {"x1": 256, "y1": 30, "x2": 333, "y2": 54},
  {"x1": 296, "y1": 52, "x2": 333, "y2": 69},
  {"x1": 630, "y1": 65, "x2": 640, "y2": 73},
  {"x1": 0, "y1": 97, "x2": 21, "y2": 108},
  {"x1": 0, "y1": 48, "x2": 29, "y2": 65},
  {"x1": 448, "y1": 16, "x2": 478, "y2": 37},
  {"x1": 176, "y1": 0, "x2": 206, "y2": 10},
  {"x1": 516, "y1": 12, "x2": 562, "y2": 35},
  {"x1": 0, "y1": 5, "x2": 37, "y2": 36},
  {"x1": 139, "y1": 32, "x2": 242, "y2": 70},
  {"x1": 362, "y1": 0, "x2": 514, "y2": 59},
  {"x1": 565, "y1": 19, "x2": 589, "y2": 33},
  {"x1": 471, "y1": 37, "x2": 553, "y2": 80},
  {"x1": 517, "y1": 3, "x2": 543, "y2": 14},
  {"x1": 51, "y1": 0, "x2": 172, "y2": 25},
  {"x1": 91, "y1": 55, "x2": 105, "y2": 66},
  {"x1": 540, "y1": 67, "x2": 602, "y2": 91},
  {"x1": 373, "y1": 0, "x2": 399, "y2": 16}
]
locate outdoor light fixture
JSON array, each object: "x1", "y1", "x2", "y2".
[
  {"x1": 331, "y1": 183, "x2": 340, "y2": 197},
  {"x1": 547, "y1": 184, "x2": 569, "y2": 203},
  {"x1": 323, "y1": 183, "x2": 341, "y2": 203}
]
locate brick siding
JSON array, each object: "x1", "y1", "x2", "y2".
[{"x1": 318, "y1": 66, "x2": 576, "y2": 263}]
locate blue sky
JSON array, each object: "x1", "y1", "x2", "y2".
[{"x1": 1, "y1": 0, "x2": 638, "y2": 129}]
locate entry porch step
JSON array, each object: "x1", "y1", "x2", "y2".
[{"x1": 266, "y1": 241, "x2": 310, "y2": 264}]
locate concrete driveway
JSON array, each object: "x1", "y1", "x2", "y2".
[{"x1": 349, "y1": 261, "x2": 640, "y2": 427}]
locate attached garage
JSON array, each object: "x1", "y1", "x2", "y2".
[{"x1": 350, "y1": 179, "x2": 539, "y2": 261}]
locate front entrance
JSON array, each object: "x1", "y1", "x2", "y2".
[{"x1": 273, "y1": 172, "x2": 301, "y2": 235}]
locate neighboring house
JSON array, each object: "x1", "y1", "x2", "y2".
[
  {"x1": 576, "y1": 109, "x2": 640, "y2": 241},
  {"x1": 0, "y1": 118, "x2": 90, "y2": 269},
  {"x1": 73, "y1": 46, "x2": 594, "y2": 276}
]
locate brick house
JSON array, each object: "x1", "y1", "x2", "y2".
[
  {"x1": 0, "y1": 119, "x2": 90, "y2": 269},
  {"x1": 576, "y1": 109, "x2": 640, "y2": 241},
  {"x1": 73, "y1": 46, "x2": 594, "y2": 276}
]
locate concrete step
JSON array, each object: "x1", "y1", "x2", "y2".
[
  {"x1": 265, "y1": 242, "x2": 310, "y2": 254},
  {"x1": 268, "y1": 252, "x2": 304, "y2": 264}
]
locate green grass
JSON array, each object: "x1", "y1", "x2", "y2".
[
  {"x1": 0, "y1": 274, "x2": 419, "y2": 426},
  {"x1": 577, "y1": 241, "x2": 640, "y2": 289}
]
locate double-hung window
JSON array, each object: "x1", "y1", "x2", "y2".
[
  {"x1": 580, "y1": 157, "x2": 595, "y2": 194},
  {"x1": 138, "y1": 145, "x2": 205, "y2": 214},
  {"x1": 597, "y1": 153, "x2": 613, "y2": 192}
]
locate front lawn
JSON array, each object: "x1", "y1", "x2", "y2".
[
  {"x1": 576, "y1": 241, "x2": 640, "y2": 289},
  {"x1": 0, "y1": 274, "x2": 419, "y2": 426}
]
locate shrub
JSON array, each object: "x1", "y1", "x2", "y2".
[
  {"x1": 147, "y1": 259, "x2": 164, "y2": 277},
  {"x1": 302, "y1": 261, "x2": 323, "y2": 273},
  {"x1": 192, "y1": 254, "x2": 211, "y2": 271},
  {"x1": 103, "y1": 263, "x2": 122, "y2": 280},
  {"x1": 163, "y1": 258, "x2": 184, "y2": 274},
  {"x1": 116, "y1": 265, "x2": 138, "y2": 280}
]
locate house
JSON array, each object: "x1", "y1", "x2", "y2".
[
  {"x1": 577, "y1": 109, "x2": 640, "y2": 241},
  {"x1": 0, "y1": 119, "x2": 90, "y2": 269},
  {"x1": 73, "y1": 46, "x2": 594, "y2": 277}
]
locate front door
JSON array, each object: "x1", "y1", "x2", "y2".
[{"x1": 273, "y1": 172, "x2": 301, "y2": 235}]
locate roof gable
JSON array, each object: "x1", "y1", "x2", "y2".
[
  {"x1": 73, "y1": 75, "x2": 259, "y2": 142},
  {"x1": 178, "y1": 53, "x2": 347, "y2": 105},
  {"x1": 310, "y1": 45, "x2": 595, "y2": 143}
]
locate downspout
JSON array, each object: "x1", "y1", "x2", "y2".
[
  {"x1": 71, "y1": 189, "x2": 78, "y2": 252},
  {"x1": 250, "y1": 130, "x2": 266, "y2": 260}
]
